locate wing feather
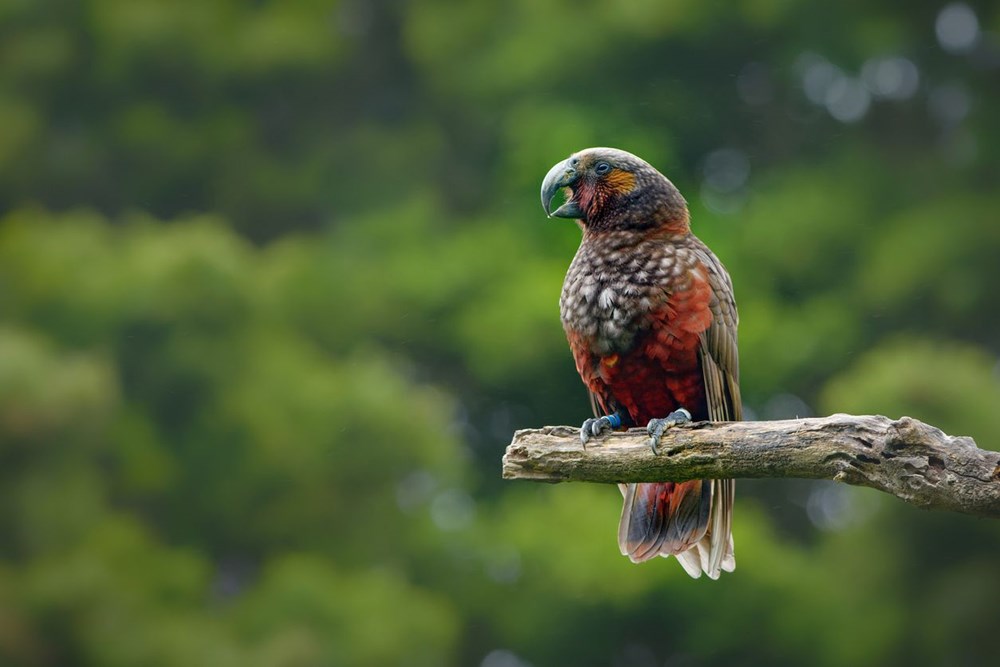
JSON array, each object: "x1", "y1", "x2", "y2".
[{"x1": 695, "y1": 244, "x2": 741, "y2": 577}]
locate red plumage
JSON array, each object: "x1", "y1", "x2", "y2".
[{"x1": 543, "y1": 147, "x2": 740, "y2": 579}]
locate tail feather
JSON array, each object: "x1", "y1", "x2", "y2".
[
  {"x1": 624, "y1": 482, "x2": 669, "y2": 562},
  {"x1": 619, "y1": 479, "x2": 735, "y2": 578},
  {"x1": 706, "y1": 479, "x2": 735, "y2": 576},
  {"x1": 674, "y1": 548, "x2": 704, "y2": 578},
  {"x1": 619, "y1": 481, "x2": 708, "y2": 563},
  {"x1": 668, "y1": 480, "x2": 712, "y2": 550}
]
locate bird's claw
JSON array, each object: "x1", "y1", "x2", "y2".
[
  {"x1": 646, "y1": 408, "x2": 692, "y2": 455},
  {"x1": 580, "y1": 412, "x2": 623, "y2": 447}
]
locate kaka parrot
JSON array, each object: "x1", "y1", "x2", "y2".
[{"x1": 541, "y1": 147, "x2": 739, "y2": 579}]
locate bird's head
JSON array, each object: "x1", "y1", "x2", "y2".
[{"x1": 540, "y1": 147, "x2": 689, "y2": 234}]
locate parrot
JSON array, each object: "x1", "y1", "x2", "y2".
[{"x1": 540, "y1": 147, "x2": 739, "y2": 579}]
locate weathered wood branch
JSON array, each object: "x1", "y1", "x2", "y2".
[{"x1": 503, "y1": 414, "x2": 1000, "y2": 518}]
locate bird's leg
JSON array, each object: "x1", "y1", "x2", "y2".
[
  {"x1": 579, "y1": 412, "x2": 624, "y2": 447},
  {"x1": 646, "y1": 408, "x2": 692, "y2": 455}
]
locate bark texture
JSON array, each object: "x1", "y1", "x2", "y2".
[{"x1": 503, "y1": 414, "x2": 1000, "y2": 518}]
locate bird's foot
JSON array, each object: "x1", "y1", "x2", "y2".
[
  {"x1": 579, "y1": 412, "x2": 623, "y2": 447},
  {"x1": 646, "y1": 408, "x2": 692, "y2": 455}
]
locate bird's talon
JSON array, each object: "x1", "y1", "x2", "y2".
[
  {"x1": 579, "y1": 416, "x2": 610, "y2": 446},
  {"x1": 646, "y1": 408, "x2": 691, "y2": 456},
  {"x1": 579, "y1": 412, "x2": 623, "y2": 448}
]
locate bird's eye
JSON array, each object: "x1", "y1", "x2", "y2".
[{"x1": 594, "y1": 161, "x2": 612, "y2": 175}]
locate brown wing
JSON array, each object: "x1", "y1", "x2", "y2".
[
  {"x1": 699, "y1": 246, "x2": 741, "y2": 422},
  {"x1": 695, "y1": 243, "x2": 740, "y2": 575}
]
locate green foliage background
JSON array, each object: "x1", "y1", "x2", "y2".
[{"x1": 1, "y1": 1, "x2": 998, "y2": 665}]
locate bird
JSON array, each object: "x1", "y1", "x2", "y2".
[{"x1": 540, "y1": 147, "x2": 739, "y2": 579}]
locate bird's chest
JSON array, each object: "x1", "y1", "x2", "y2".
[{"x1": 560, "y1": 241, "x2": 679, "y2": 356}]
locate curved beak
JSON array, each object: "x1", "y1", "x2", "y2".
[{"x1": 540, "y1": 157, "x2": 584, "y2": 219}]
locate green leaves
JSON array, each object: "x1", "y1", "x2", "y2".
[{"x1": 0, "y1": 209, "x2": 472, "y2": 663}]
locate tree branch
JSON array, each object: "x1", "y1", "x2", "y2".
[{"x1": 502, "y1": 414, "x2": 1000, "y2": 518}]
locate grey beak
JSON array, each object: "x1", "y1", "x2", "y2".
[{"x1": 540, "y1": 157, "x2": 584, "y2": 219}]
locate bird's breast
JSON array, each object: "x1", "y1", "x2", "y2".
[{"x1": 560, "y1": 234, "x2": 685, "y2": 356}]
